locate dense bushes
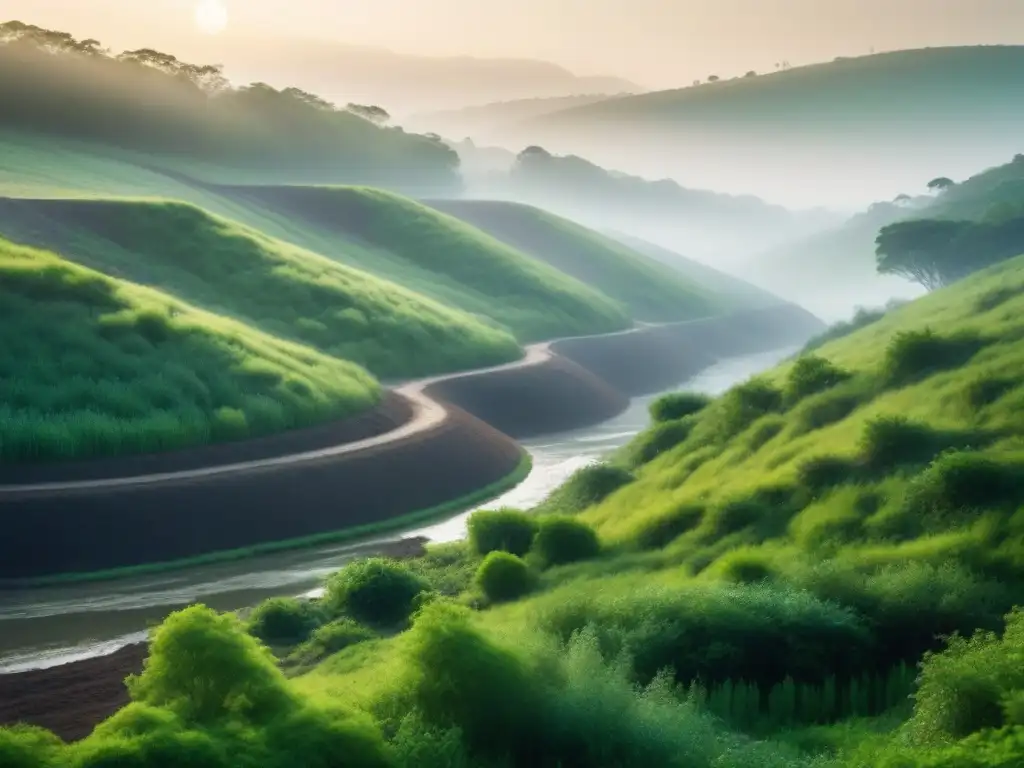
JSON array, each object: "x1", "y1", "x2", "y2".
[
  {"x1": 623, "y1": 417, "x2": 697, "y2": 467},
  {"x1": 467, "y1": 509, "x2": 537, "y2": 557},
  {"x1": 881, "y1": 328, "x2": 984, "y2": 387},
  {"x1": 785, "y1": 355, "x2": 850, "y2": 403},
  {"x1": 246, "y1": 597, "x2": 326, "y2": 646},
  {"x1": 533, "y1": 516, "x2": 601, "y2": 565},
  {"x1": 287, "y1": 619, "x2": 375, "y2": 667},
  {"x1": 476, "y1": 552, "x2": 532, "y2": 603},
  {"x1": 535, "y1": 463, "x2": 634, "y2": 513},
  {"x1": 324, "y1": 558, "x2": 428, "y2": 627},
  {"x1": 649, "y1": 392, "x2": 712, "y2": 422},
  {"x1": 714, "y1": 377, "x2": 785, "y2": 439}
]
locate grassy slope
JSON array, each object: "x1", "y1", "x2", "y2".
[
  {"x1": 0, "y1": 198, "x2": 522, "y2": 380},
  {"x1": 0, "y1": 237, "x2": 379, "y2": 463},
  {"x1": 584, "y1": 254, "x2": 1024, "y2": 568},
  {"x1": 606, "y1": 230, "x2": 784, "y2": 309},
  {"x1": 425, "y1": 199, "x2": 726, "y2": 321},
  {"x1": 219, "y1": 185, "x2": 633, "y2": 340}
]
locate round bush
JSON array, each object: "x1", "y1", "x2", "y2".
[
  {"x1": 649, "y1": 391, "x2": 711, "y2": 422},
  {"x1": 785, "y1": 355, "x2": 850, "y2": 403},
  {"x1": 325, "y1": 558, "x2": 429, "y2": 626},
  {"x1": 475, "y1": 551, "x2": 532, "y2": 602},
  {"x1": 467, "y1": 508, "x2": 536, "y2": 556},
  {"x1": 533, "y1": 516, "x2": 601, "y2": 566},
  {"x1": 289, "y1": 618, "x2": 375, "y2": 665},
  {"x1": 246, "y1": 597, "x2": 326, "y2": 646}
]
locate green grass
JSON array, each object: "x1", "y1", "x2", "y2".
[
  {"x1": 426, "y1": 199, "x2": 725, "y2": 322},
  {"x1": 0, "y1": 236, "x2": 381, "y2": 464},
  {"x1": 220, "y1": 185, "x2": 635, "y2": 341},
  {"x1": 0, "y1": 197, "x2": 522, "y2": 379}
]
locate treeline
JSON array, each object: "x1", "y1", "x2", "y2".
[
  {"x1": 876, "y1": 213, "x2": 1024, "y2": 290},
  {"x1": 0, "y1": 21, "x2": 459, "y2": 190}
]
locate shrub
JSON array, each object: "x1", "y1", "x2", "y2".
[
  {"x1": 746, "y1": 415, "x2": 785, "y2": 451},
  {"x1": 0, "y1": 725, "x2": 62, "y2": 768},
  {"x1": 324, "y1": 558, "x2": 429, "y2": 627},
  {"x1": 533, "y1": 516, "x2": 601, "y2": 566},
  {"x1": 246, "y1": 597, "x2": 326, "y2": 646},
  {"x1": 715, "y1": 377, "x2": 784, "y2": 439},
  {"x1": 881, "y1": 328, "x2": 984, "y2": 387},
  {"x1": 964, "y1": 375, "x2": 1017, "y2": 410},
  {"x1": 475, "y1": 551, "x2": 532, "y2": 603},
  {"x1": 859, "y1": 416, "x2": 948, "y2": 471},
  {"x1": 466, "y1": 508, "x2": 536, "y2": 557},
  {"x1": 794, "y1": 386, "x2": 866, "y2": 434},
  {"x1": 633, "y1": 504, "x2": 705, "y2": 550},
  {"x1": 624, "y1": 417, "x2": 697, "y2": 467},
  {"x1": 909, "y1": 608, "x2": 1024, "y2": 743},
  {"x1": 536, "y1": 463, "x2": 634, "y2": 514},
  {"x1": 798, "y1": 455, "x2": 860, "y2": 492},
  {"x1": 287, "y1": 619, "x2": 375, "y2": 666},
  {"x1": 785, "y1": 355, "x2": 851, "y2": 403},
  {"x1": 706, "y1": 548, "x2": 777, "y2": 583},
  {"x1": 649, "y1": 391, "x2": 712, "y2": 422}
]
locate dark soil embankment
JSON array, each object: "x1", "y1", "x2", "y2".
[
  {"x1": 0, "y1": 405, "x2": 522, "y2": 581},
  {"x1": 424, "y1": 353, "x2": 629, "y2": 438},
  {"x1": 553, "y1": 305, "x2": 824, "y2": 396},
  {"x1": 0, "y1": 392, "x2": 412, "y2": 485}
]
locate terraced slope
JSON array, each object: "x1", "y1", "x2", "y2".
[
  {"x1": 425, "y1": 199, "x2": 724, "y2": 321},
  {"x1": 0, "y1": 237, "x2": 379, "y2": 463},
  {"x1": 0, "y1": 198, "x2": 522, "y2": 379},
  {"x1": 216, "y1": 185, "x2": 633, "y2": 341}
]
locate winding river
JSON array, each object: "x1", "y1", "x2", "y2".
[{"x1": 0, "y1": 346, "x2": 796, "y2": 673}]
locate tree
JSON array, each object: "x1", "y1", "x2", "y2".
[
  {"x1": 281, "y1": 86, "x2": 334, "y2": 110},
  {"x1": 346, "y1": 103, "x2": 390, "y2": 124},
  {"x1": 875, "y1": 218, "x2": 971, "y2": 290},
  {"x1": 893, "y1": 193, "x2": 912, "y2": 205},
  {"x1": 708, "y1": 74, "x2": 720, "y2": 82},
  {"x1": 744, "y1": 70, "x2": 757, "y2": 78},
  {"x1": 927, "y1": 176, "x2": 955, "y2": 192}
]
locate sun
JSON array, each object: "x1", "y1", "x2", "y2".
[{"x1": 195, "y1": 0, "x2": 228, "y2": 35}]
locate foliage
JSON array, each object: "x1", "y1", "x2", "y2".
[
  {"x1": 649, "y1": 391, "x2": 713, "y2": 422},
  {"x1": 467, "y1": 509, "x2": 537, "y2": 557},
  {"x1": 880, "y1": 328, "x2": 984, "y2": 387},
  {"x1": 534, "y1": 463, "x2": 634, "y2": 514},
  {"x1": 475, "y1": 552, "x2": 532, "y2": 603},
  {"x1": 785, "y1": 355, "x2": 851, "y2": 403},
  {"x1": 533, "y1": 516, "x2": 601, "y2": 566},
  {"x1": 246, "y1": 597, "x2": 327, "y2": 646},
  {"x1": 621, "y1": 416, "x2": 698, "y2": 467},
  {"x1": 0, "y1": 237, "x2": 379, "y2": 462},
  {"x1": 287, "y1": 619, "x2": 376, "y2": 667},
  {"x1": 802, "y1": 303, "x2": 899, "y2": 353},
  {"x1": 324, "y1": 558, "x2": 429, "y2": 627}
]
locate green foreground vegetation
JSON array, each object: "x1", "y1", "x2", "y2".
[
  {"x1": 0, "y1": 237, "x2": 379, "y2": 463},
  {"x1": 5, "y1": 237, "x2": 1023, "y2": 766}
]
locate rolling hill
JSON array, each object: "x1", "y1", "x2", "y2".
[
  {"x1": 0, "y1": 198, "x2": 523, "y2": 380},
  {"x1": 511, "y1": 46, "x2": 1024, "y2": 208},
  {"x1": 0, "y1": 236, "x2": 380, "y2": 463},
  {"x1": 424, "y1": 199, "x2": 726, "y2": 322}
]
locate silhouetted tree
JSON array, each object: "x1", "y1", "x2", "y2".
[
  {"x1": 346, "y1": 103, "x2": 390, "y2": 124},
  {"x1": 708, "y1": 75, "x2": 720, "y2": 82},
  {"x1": 876, "y1": 219, "x2": 970, "y2": 290},
  {"x1": 893, "y1": 193, "x2": 912, "y2": 205},
  {"x1": 927, "y1": 176, "x2": 955, "y2": 192},
  {"x1": 744, "y1": 70, "x2": 757, "y2": 78}
]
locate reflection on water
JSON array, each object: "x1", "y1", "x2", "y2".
[{"x1": 0, "y1": 346, "x2": 797, "y2": 671}]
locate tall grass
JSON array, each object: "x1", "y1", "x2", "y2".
[{"x1": 0, "y1": 238, "x2": 379, "y2": 462}]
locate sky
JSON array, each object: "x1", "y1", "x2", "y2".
[{"x1": 5, "y1": 0, "x2": 1024, "y2": 88}]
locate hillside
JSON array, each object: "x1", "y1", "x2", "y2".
[
  {"x1": 0, "y1": 23, "x2": 459, "y2": 194},
  {"x1": 0, "y1": 237, "x2": 379, "y2": 463},
  {"x1": 405, "y1": 94, "x2": 625, "y2": 137},
  {"x1": 0, "y1": 198, "x2": 523, "y2": 379},
  {"x1": 215, "y1": 184, "x2": 640, "y2": 339},
  {"x1": 606, "y1": 231, "x2": 786, "y2": 310},
  {"x1": 513, "y1": 47, "x2": 1024, "y2": 207},
  {"x1": 424, "y1": 199, "x2": 725, "y2": 321}
]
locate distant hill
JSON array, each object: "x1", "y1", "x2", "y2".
[
  {"x1": 424, "y1": 199, "x2": 729, "y2": 322},
  {"x1": 511, "y1": 47, "x2": 1024, "y2": 208},
  {"x1": 184, "y1": 34, "x2": 640, "y2": 116},
  {"x1": 0, "y1": 22, "x2": 460, "y2": 195},
  {"x1": 405, "y1": 94, "x2": 626, "y2": 137}
]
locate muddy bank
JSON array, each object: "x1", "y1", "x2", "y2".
[
  {"x1": 424, "y1": 352, "x2": 629, "y2": 439},
  {"x1": 0, "y1": 405, "x2": 521, "y2": 581},
  {"x1": 553, "y1": 305, "x2": 822, "y2": 396},
  {"x1": 0, "y1": 392, "x2": 413, "y2": 486}
]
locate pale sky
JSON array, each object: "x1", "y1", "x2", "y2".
[{"x1": 6, "y1": 0, "x2": 1024, "y2": 87}]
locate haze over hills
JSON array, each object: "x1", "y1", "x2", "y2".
[
  {"x1": 498, "y1": 46, "x2": 1024, "y2": 208},
  {"x1": 405, "y1": 94, "x2": 624, "y2": 137}
]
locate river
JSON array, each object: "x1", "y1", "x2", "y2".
[{"x1": 0, "y1": 346, "x2": 796, "y2": 672}]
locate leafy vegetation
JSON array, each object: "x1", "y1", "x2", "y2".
[
  {"x1": 0, "y1": 198, "x2": 522, "y2": 378},
  {"x1": 476, "y1": 552, "x2": 532, "y2": 603},
  {"x1": 467, "y1": 509, "x2": 538, "y2": 557},
  {"x1": 532, "y1": 516, "x2": 601, "y2": 565},
  {"x1": 323, "y1": 559, "x2": 429, "y2": 628},
  {"x1": 0, "y1": 237, "x2": 379, "y2": 462}
]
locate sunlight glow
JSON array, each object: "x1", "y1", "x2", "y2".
[{"x1": 195, "y1": 0, "x2": 229, "y2": 35}]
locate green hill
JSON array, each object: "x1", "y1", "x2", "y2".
[
  {"x1": 605, "y1": 231, "x2": 785, "y2": 310},
  {"x1": 0, "y1": 198, "x2": 522, "y2": 380},
  {"x1": 424, "y1": 199, "x2": 724, "y2": 321},
  {"x1": 215, "y1": 185, "x2": 633, "y2": 340},
  {"x1": 0, "y1": 237, "x2": 379, "y2": 463}
]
